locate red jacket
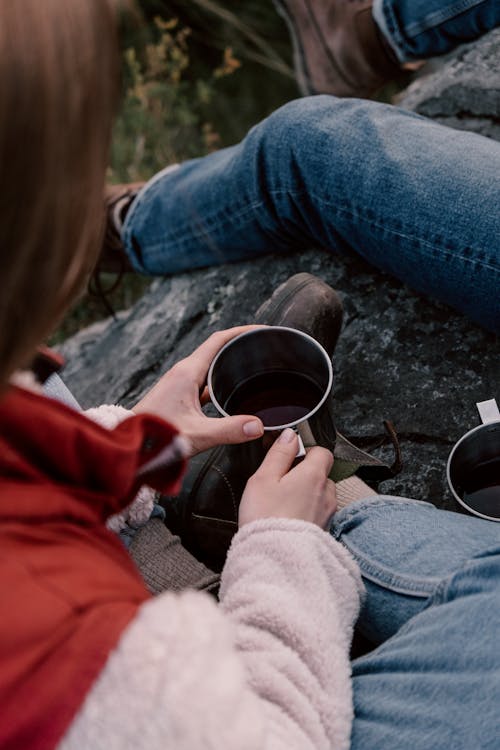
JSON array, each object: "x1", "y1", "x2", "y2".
[{"x1": 0, "y1": 386, "x2": 186, "y2": 750}]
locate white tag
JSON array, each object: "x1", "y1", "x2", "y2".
[
  {"x1": 476, "y1": 399, "x2": 500, "y2": 425},
  {"x1": 295, "y1": 432, "x2": 306, "y2": 458}
]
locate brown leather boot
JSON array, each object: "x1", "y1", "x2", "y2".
[
  {"x1": 162, "y1": 274, "x2": 402, "y2": 571},
  {"x1": 162, "y1": 273, "x2": 344, "y2": 571},
  {"x1": 99, "y1": 182, "x2": 145, "y2": 274},
  {"x1": 254, "y1": 272, "x2": 343, "y2": 356},
  {"x1": 274, "y1": 0, "x2": 402, "y2": 98},
  {"x1": 162, "y1": 274, "x2": 403, "y2": 571},
  {"x1": 87, "y1": 182, "x2": 145, "y2": 314}
]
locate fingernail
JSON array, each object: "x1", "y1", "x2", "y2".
[
  {"x1": 278, "y1": 428, "x2": 296, "y2": 444},
  {"x1": 243, "y1": 420, "x2": 263, "y2": 437}
]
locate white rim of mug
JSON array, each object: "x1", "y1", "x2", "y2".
[
  {"x1": 446, "y1": 420, "x2": 500, "y2": 522},
  {"x1": 207, "y1": 326, "x2": 334, "y2": 431}
]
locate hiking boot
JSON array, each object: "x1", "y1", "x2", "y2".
[
  {"x1": 255, "y1": 272, "x2": 343, "y2": 451},
  {"x1": 162, "y1": 274, "x2": 402, "y2": 571},
  {"x1": 87, "y1": 182, "x2": 144, "y2": 315},
  {"x1": 254, "y1": 272, "x2": 343, "y2": 355},
  {"x1": 97, "y1": 164, "x2": 180, "y2": 275},
  {"x1": 273, "y1": 0, "x2": 402, "y2": 98},
  {"x1": 99, "y1": 182, "x2": 145, "y2": 274},
  {"x1": 162, "y1": 273, "x2": 344, "y2": 570}
]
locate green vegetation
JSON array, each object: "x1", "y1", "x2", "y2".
[{"x1": 53, "y1": 1, "x2": 296, "y2": 343}]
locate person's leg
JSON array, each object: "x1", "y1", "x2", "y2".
[
  {"x1": 270, "y1": 0, "x2": 500, "y2": 97},
  {"x1": 123, "y1": 96, "x2": 500, "y2": 332},
  {"x1": 374, "y1": 0, "x2": 500, "y2": 62},
  {"x1": 332, "y1": 498, "x2": 500, "y2": 749}
]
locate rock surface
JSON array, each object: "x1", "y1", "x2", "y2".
[
  {"x1": 59, "y1": 34, "x2": 500, "y2": 515},
  {"x1": 60, "y1": 249, "x2": 498, "y2": 513},
  {"x1": 398, "y1": 28, "x2": 500, "y2": 141}
]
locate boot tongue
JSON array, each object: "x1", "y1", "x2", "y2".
[{"x1": 299, "y1": 423, "x2": 402, "y2": 485}]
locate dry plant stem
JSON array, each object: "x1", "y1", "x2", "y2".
[{"x1": 191, "y1": 0, "x2": 294, "y2": 78}]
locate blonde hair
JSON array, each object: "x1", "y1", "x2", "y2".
[{"x1": 0, "y1": 0, "x2": 120, "y2": 390}]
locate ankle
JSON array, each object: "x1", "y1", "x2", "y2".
[{"x1": 336, "y1": 476, "x2": 377, "y2": 510}]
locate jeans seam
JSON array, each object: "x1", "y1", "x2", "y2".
[
  {"x1": 377, "y1": 0, "x2": 490, "y2": 57},
  {"x1": 376, "y1": 0, "x2": 409, "y2": 62},
  {"x1": 341, "y1": 539, "x2": 442, "y2": 596},
  {"x1": 127, "y1": 187, "x2": 499, "y2": 276},
  {"x1": 334, "y1": 501, "x2": 444, "y2": 597},
  {"x1": 297, "y1": 189, "x2": 499, "y2": 273},
  {"x1": 275, "y1": 188, "x2": 500, "y2": 274},
  {"x1": 126, "y1": 198, "x2": 269, "y2": 250},
  {"x1": 404, "y1": 0, "x2": 490, "y2": 38}
]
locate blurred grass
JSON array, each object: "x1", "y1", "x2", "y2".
[{"x1": 52, "y1": 1, "x2": 296, "y2": 343}]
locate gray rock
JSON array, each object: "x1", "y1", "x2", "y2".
[
  {"x1": 59, "y1": 33, "x2": 500, "y2": 515},
  {"x1": 60, "y1": 249, "x2": 498, "y2": 512},
  {"x1": 398, "y1": 29, "x2": 500, "y2": 141}
]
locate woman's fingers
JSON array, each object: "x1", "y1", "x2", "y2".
[
  {"x1": 239, "y1": 436, "x2": 336, "y2": 528},
  {"x1": 176, "y1": 326, "x2": 266, "y2": 387},
  {"x1": 290, "y1": 443, "x2": 334, "y2": 479},
  {"x1": 199, "y1": 385, "x2": 210, "y2": 406},
  {"x1": 186, "y1": 414, "x2": 264, "y2": 456},
  {"x1": 252, "y1": 428, "x2": 300, "y2": 480}
]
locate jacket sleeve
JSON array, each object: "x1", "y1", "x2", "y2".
[
  {"x1": 84, "y1": 404, "x2": 158, "y2": 532},
  {"x1": 59, "y1": 519, "x2": 364, "y2": 750}
]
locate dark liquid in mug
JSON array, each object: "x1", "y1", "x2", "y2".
[
  {"x1": 462, "y1": 457, "x2": 500, "y2": 518},
  {"x1": 224, "y1": 371, "x2": 323, "y2": 427}
]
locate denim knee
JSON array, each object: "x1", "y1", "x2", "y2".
[
  {"x1": 251, "y1": 95, "x2": 359, "y2": 165},
  {"x1": 332, "y1": 496, "x2": 500, "y2": 594},
  {"x1": 332, "y1": 497, "x2": 500, "y2": 643},
  {"x1": 332, "y1": 498, "x2": 443, "y2": 597}
]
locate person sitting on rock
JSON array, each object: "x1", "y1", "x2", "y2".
[
  {"x1": 1, "y1": 3, "x2": 499, "y2": 750},
  {"x1": 103, "y1": 0, "x2": 500, "y2": 333}
]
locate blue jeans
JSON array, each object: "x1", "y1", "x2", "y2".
[
  {"x1": 122, "y1": 0, "x2": 500, "y2": 332},
  {"x1": 374, "y1": 0, "x2": 500, "y2": 61},
  {"x1": 123, "y1": 95, "x2": 500, "y2": 333},
  {"x1": 46, "y1": 371, "x2": 500, "y2": 744},
  {"x1": 333, "y1": 498, "x2": 500, "y2": 749}
]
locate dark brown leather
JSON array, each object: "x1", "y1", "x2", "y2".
[
  {"x1": 274, "y1": 0, "x2": 401, "y2": 97},
  {"x1": 163, "y1": 443, "x2": 262, "y2": 572},
  {"x1": 88, "y1": 183, "x2": 145, "y2": 315},
  {"x1": 162, "y1": 273, "x2": 343, "y2": 570},
  {"x1": 99, "y1": 182, "x2": 144, "y2": 273},
  {"x1": 254, "y1": 272, "x2": 343, "y2": 355},
  {"x1": 161, "y1": 274, "x2": 403, "y2": 570}
]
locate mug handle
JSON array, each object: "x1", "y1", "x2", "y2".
[
  {"x1": 291, "y1": 429, "x2": 306, "y2": 459},
  {"x1": 476, "y1": 399, "x2": 500, "y2": 424}
]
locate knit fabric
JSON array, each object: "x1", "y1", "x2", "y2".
[
  {"x1": 336, "y1": 475, "x2": 377, "y2": 510},
  {"x1": 129, "y1": 518, "x2": 220, "y2": 595}
]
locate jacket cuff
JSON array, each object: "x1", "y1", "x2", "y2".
[{"x1": 84, "y1": 404, "x2": 157, "y2": 533}]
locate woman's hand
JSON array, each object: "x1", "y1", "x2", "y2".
[
  {"x1": 133, "y1": 327, "x2": 265, "y2": 458},
  {"x1": 239, "y1": 428, "x2": 337, "y2": 529}
]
